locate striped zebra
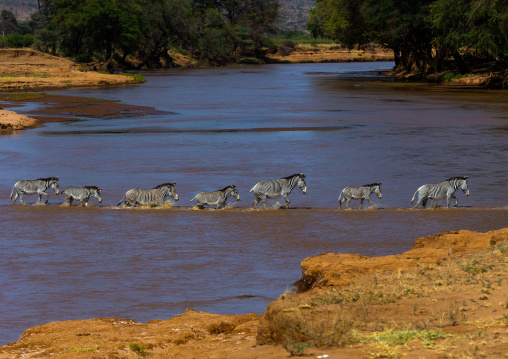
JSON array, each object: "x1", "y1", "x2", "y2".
[
  {"x1": 62, "y1": 186, "x2": 102, "y2": 206},
  {"x1": 250, "y1": 173, "x2": 307, "y2": 209},
  {"x1": 190, "y1": 185, "x2": 240, "y2": 209},
  {"x1": 338, "y1": 183, "x2": 382, "y2": 210},
  {"x1": 117, "y1": 182, "x2": 179, "y2": 207},
  {"x1": 411, "y1": 176, "x2": 470, "y2": 208},
  {"x1": 10, "y1": 177, "x2": 60, "y2": 204}
]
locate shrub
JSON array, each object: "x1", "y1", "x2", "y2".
[
  {"x1": 129, "y1": 343, "x2": 149, "y2": 357},
  {"x1": 5, "y1": 34, "x2": 24, "y2": 48},
  {"x1": 23, "y1": 34, "x2": 35, "y2": 47},
  {"x1": 207, "y1": 321, "x2": 236, "y2": 335}
]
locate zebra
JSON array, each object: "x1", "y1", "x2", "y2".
[
  {"x1": 338, "y1": 183, "x2": 382, "y2": 210},
  {"x1": 117, "y1": 182, "x2": 179, "y2": 207},
  {"x1": 411, "y1": 176, "x2": 470, "y2": 208},
  {"x1": 190, "y1": 185, "x2": 240, "y2": 209},
  {"x1": 250, "y1": 173, "x2": 307, "y2": 209},
  {"x1": 62, "y1": 186, "x2": 102, "y2": 206},
  {"x1": 10, "y1": 177, "x2": 60, "y2": 204}
]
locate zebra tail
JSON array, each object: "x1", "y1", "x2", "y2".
[
  {"x1": 117, "y1": 194, "x2": 126, "y2": 207},
  {"x1": 9, "y1": 187, "x2": 14, "y2": 200},
  {"x1": 190, "y1": 195, "x2": 197, "y2": 203},
  {"x1": 249, "y1": 186, "x2": 255, "y2": 193},
  {"x1": 338, "y1": 190, "x2": 343, "y2": 202},
  {"x1": 410, "y1": 190, "x2": 418, "y2": 204}
]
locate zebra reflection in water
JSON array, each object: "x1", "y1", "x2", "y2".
[{"x1": 411, "y1": 176, "x2": 469, "y2": 208}]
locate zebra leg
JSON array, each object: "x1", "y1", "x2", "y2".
[
  {"x1": 359, "y1": 199, "x2": 364, "y2": 209},
  {"x1": 412, "y1": 194, "x2": 425, "y2": 208},
  {"x1": 367, "y1": 198, "x2": 375, "y2": 208},
  {"x1": 39, "y1": 191, "x2": 49, "y2": 204},
  {"x1": 252, "y1": 197, "x2": 259, "y2": 209},
  {"x1": 282, "y1": 194, "x2": 290, "y2": 209},
  {"x1": 12, "y1": 192, "x2": 19, "y2": 204},
  {"x1": 422, "y1": 198, "x2": 428, "y2": 208},
  {"x1": 345, "y1": 198, "x2": 351, "y2": 209},
  {"x1": 451, "y1": 195, "x2": 458, "y2": 207},
  {"x1": 67, "y1": 197, "x2": 73, "y2": 206},
  {"x1": 261, "y1": 195, "x2": 268, "y2": 209},
  {"x1": 19, "y1": 192, "x2": 24, "y2": 205}
]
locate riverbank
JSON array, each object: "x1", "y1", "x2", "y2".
[
  {"x1": 264, "y1": 43, "x2": 395, "y2": 64},
  {"x1": 0, "y1": 49, "x2": 150, "y2": 131},
  {"x1": 1, "y1": 227, "x2": 506, "y2": 358}
]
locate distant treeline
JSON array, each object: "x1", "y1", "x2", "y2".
[
  {"x1": 0, "y1": 0, "x2": 280, "y2": 67},
  {"x1": 308, "y1": 0, "x2": 508, "y2": 76}
]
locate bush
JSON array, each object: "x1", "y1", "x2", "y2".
[
  {"x1": 5, "y1": 34, "x2": 24, "y2": 48},
  {"x1": 23, "y1": 34, "x2": 35, "y2": 47},
  {"x1": 282, "y1": 40, "x2": 296, "y2": 49}
]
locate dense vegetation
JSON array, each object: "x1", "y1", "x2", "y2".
[
  {"x1": 308, "y1": 0, "x2": 508, "y2": 76},
  {"x1": 0, "y1": 0, "x2": 280, "y2": 67}
]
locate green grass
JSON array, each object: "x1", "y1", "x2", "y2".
[
  {"x1": 2, "y1": 92, "x2": 46, "y2": 101},
  {"x1": 362, "y1": 328, "x2": 451, "y2": 347},
  {"x1": 69, "y1": 347, "x2": 97, "y2": 352},
  {"x1": 129, "y1": 343, "x2": 150, "y2": 356},
  {"x1": 441, "y1": 72, "x2": 472, "y2": 82},
  {"x1": 120, "y1": 72, "x2": 146, "y2": 84}
]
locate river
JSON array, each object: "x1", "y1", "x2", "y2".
[{"x1": 0, "y1": 62, "x2": 507, "y2": 344}]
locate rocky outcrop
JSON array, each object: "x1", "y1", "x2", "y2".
[{"x1": 293, "y1": 228, "x2": 508, "y2": 293}]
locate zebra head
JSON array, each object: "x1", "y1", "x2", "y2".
[
  {"x1": 460, "y1": 177, "x2": 469, "y2": 196},
  {"x1": 372, "y1": 183, "x2": 382, "y2": 198},
  {"x1": 87, "y1": 186, "x2": 102, "y2": 203},
  {"x1": 167, "y1": 182, "x2": 179, "y2": 201},
  {"x1": 153, "y1": 182, "x2": 179, "y2": 201},
  {"x1": 447, "y1": 176, "x2": 469, "y2": 196},
  {"x1": 39, "y1": 177, "x2": 60, "y2": 195},
  {"x1": 297, "y1": 173, "x2": 307, "y2": 194},
  {"x1": 230, "y1": 185, "x2": 240, "y2": 201}
]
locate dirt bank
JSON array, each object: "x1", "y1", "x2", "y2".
[
  {"x1": 0, "y1": 49, "x2": 149, "y2": 131},
  {"x1": 265, "y1": 43, "x2": 394, "y2": 64},
  {"x1": 1, "y1": 228, "x2": 507, "y2": 358},
  {"x1": 0, "y1": 49, "x2": 139, "y2": 91}
]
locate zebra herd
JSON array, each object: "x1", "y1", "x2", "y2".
[{"x1": 9, "y1": 174, "x2": 470, "y2": 210}]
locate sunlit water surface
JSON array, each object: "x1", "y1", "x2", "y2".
[{"x1": 1, "y1": 62, "x2": 507, "y2": 344}]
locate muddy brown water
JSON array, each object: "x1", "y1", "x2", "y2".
[{"x1": 0, "y1": 62, "x2": 507, "y2": 344}]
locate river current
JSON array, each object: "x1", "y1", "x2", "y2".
[{"x1": 0, "y1": 62, "x2": 507, "y2": 344}]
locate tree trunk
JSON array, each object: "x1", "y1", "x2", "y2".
[
  {"x1": 393, "y1": 47, "x2": 401, "y2": 68},
  {"x1": 452, "y1": 50, "x2": 469, "y2": 74}
]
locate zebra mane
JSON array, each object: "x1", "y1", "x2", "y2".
[
  {"x1": 153, "y1": 182, "x2": 175, "y2": 190},
  {"x1": 445, "y1": 176, "x2": 468, "y2": 182},
  {"x1": 36, "y1": 177, "x2": 59, "y2": 182},
  {"x1": 362, "y1": 183, "x2": 381, "y2": 187},
  {"x1": 282, "y1": 173, "x2": 305, "y2": 180},
  {"x1": 84, "y1": 185, "x2": 101, "y2": 191},
  {"x1": 219, "y1": 185, "x2": 235, "y2": 192}
]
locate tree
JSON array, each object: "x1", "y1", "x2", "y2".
[{"x1": 1, "y1": 9, "x2": 22, "y2": 35}]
